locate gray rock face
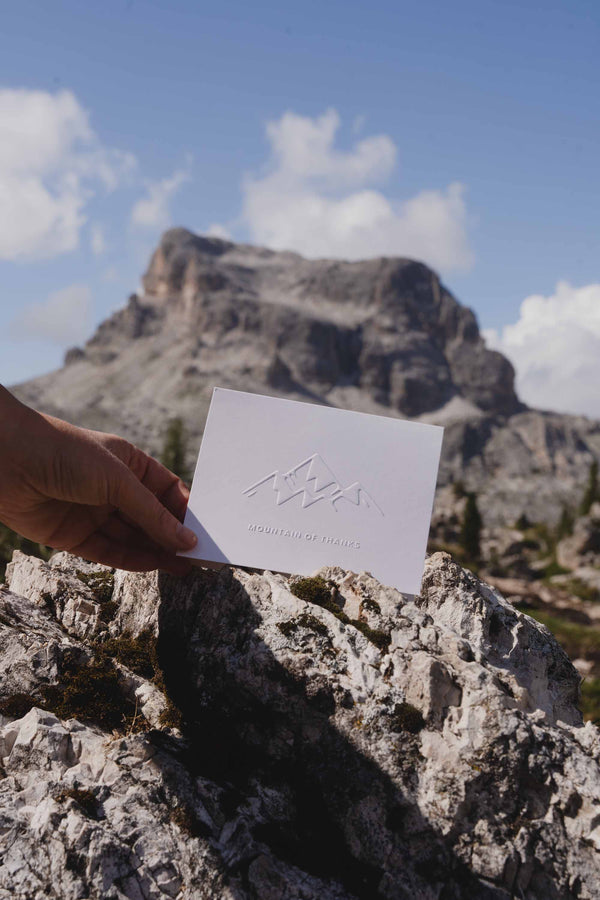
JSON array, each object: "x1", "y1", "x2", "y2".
[
  {"x1": 141, "y1": 230, "x2": 519, "y2": 419},
  {"x1": 1, "y1": 549, "x2": 599, "y2": 898},
  {"x1": 11, "y1": 228, "x2": 600, "y2": 525}
]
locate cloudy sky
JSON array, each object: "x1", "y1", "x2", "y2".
[{"x1": 1, "y1": 0, "x2": 598, "y2": 417}]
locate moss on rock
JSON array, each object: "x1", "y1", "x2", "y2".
[
  {"x1": 390, "y1": 702, "x2": 425, "y2": 734},
  {"x1": 56, "y1": 787, "x2": 98, "y2": 818},
  {"x1": 290, "y1": 576, "x2": 332, "y2": 606},
  {"x1": 40, "y1": 654, "x2": 135, "y2": 731},
  {"x1": 75, "y1": 570, "x2": 115, "y2": 605},
  {"x1": 97, "y1": 628, "x2": 158, "y2": 679},
  {"x1": 0, "y1": 693, "x2": 37, "y2": 718},
  {"x1": 291, "y1": 576, "x2": 390, "y2": 651}
]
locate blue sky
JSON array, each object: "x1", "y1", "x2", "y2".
[{"x1": 1, "y1": 0, "x2": 599, "y2": 415}]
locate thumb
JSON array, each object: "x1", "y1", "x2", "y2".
[{"x1": 110, "y1": 463, "x2": 197, "y2": 554}]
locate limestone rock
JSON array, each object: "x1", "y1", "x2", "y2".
[
  {"x1": 6, "y1": 550, "x2": 113, "y2": 640},
  {"x1": 1, "y1": 549, "x2": 599, "y2": 897}
]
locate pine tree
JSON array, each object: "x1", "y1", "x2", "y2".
[
  {"x1": 515, "y1": 513, "x2": 531, "y2": 532},
  {"x1": 160, "y1": 417, "x2": 189, "y2": 481},
  {"x1": 556, "y1": 507, "x2": 574, "y2": 541},
  {"x1": 460, "y1": 492, "x2": 482, "y2": 562},
  {"x1": 580, "y1": 460, "x2": 599, "y2": 517}
]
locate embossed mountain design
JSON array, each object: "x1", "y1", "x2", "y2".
[{"x1": 242, "y1": 453, "x2": 384, "y2": 515}]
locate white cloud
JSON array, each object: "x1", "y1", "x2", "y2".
[
  {"x1": 0, "y1": 88, "x2": 135, "y2": 261},
  {"x1": 484, "y1": 281, "x2": 600, "y2": 418},
  {"x1": 90, "y1": 223, "x2": 106, "y2": 255},
  {"x1": 11, "y1": 283, "x2": 93, "y2": 345},
  {"x1": 207, "y1": 223, "x2": 232, "y2": 240},
  {"x1": 130, "y1": 166, "x2": 190, "y2": 229},
  {"x1": 263, "y1": 109, "x2": 396, "y2": 187},
  {"x1": 223, "y1": 108, "x2": 473, "y2": 271}
]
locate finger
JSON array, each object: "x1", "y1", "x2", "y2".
[
  {"x1": 108, "y1": 462, "x2": 197, "y2": 554},
  {"x1": 70, "y1": 530, "x2": 193, "y2": 575},
  {"x1": 100, "y1": 513, "x2": 186, "y2": 560},
  {"x1": 102, "y1": 438, "x2": 191, "y2": 522}
]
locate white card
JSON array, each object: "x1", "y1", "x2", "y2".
[{"x1": 179, "y1": 387, "x2": 443, "y2": 594}]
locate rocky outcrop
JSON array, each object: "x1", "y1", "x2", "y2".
[
  {"x1": 1, "y1": 549, "x2": 599, "y2": 898},
  {"x1": 11, "y1": 228, "x2": 600, "y2": 525}
]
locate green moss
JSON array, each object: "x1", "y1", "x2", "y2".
[
  {"x1": 74, "y1": 569, "x2": 118, "y2": 621},
  {"x1": 580, "y1": 678, "x2": 600, "y2": 722},
  {"x1": 158, "y1": 702, "x2": 184, "y2": 730},
  {"x1": 353, "y1": 621, "x2": 391, "y2": 652},
  {"x1": 170, "y1": 804, "x2": 210, "y2": 839},
  {"x1": 361, "y1": 597, "x2": 381, "y2": 615},
  {"x1": 99, "y1": 600, "x2": 118, "y2": 623},
  {"x1": 277, "y1": 613, "x2": 330, "y2": 639},
  {"x1": 40, "y1": 654, "x2": 136, "y2": 731},
  {"x1": 56, "y1": 787, "x2": 98, "y2": 818},
  {"x1": 0, "y1": 693, "x2": 37, "y2": 718},
  {"x1": 390, "y1": 702, "x2": 425, "y2": 734},
  {"x1": 76, "y1": 570, "x2": 115, "y2": 604},
  {"x1": 95, "y1": 627, "x2": 188, "y2": 732},
  {"x1": 97, "y1": 629, "x2": 157, "y2": 679},
  {"x1": 290, "y1": 576, "x2": 332, "y2": 606},
  {"x1": 278, "y1": 619, "x2": 298, "y2": 637},
  {"x1": 330, "y1": 606, "x2": 351, "y2": 625},
  {"x1": 290, "y1": 576, "x2": 390, "y2": 651}
]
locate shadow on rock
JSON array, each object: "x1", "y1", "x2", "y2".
[{"x1": 154, "y1": 567, "x2": 507, "y2": 900}]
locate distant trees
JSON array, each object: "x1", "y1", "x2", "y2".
[
  {"x1": 580, "y1": 460, "x2": 599, "y2": 517},
  {"x1": 160, "y1": 417, "x2": 189, "y2": 482},
  {"x1": 515, "y1": 513, "x2": 531, "y2": 532},
  {"x1": 459, "y1": 492, "x2": 482, "y2": 563},
  {"x1": 556, "y1": 507, "x2": 574, "y2": 541}
]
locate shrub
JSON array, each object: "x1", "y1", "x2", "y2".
[
  {"x1": 580, "y1": 460, "x2": 599, "y2": 517},
  {"x1": 459, "y1": 493, "x2": 482, "y2": 562}
]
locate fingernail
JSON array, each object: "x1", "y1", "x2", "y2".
[{"x1": 176, "y1": 523, "x2": 197, "y2": 549}]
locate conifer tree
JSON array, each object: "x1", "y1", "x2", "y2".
[
  {"x1": 556, "y1": 507, "x2": 574, "y2": 541},
  {"x1": 460, "y1": 492, "x2": 482, "y2": 562},
  {"x1": 580, "y1": 460, "x2": 598, "y2": 517},
  {"x1": 160, "y1": 417, "x2": 188, "y2": 481}
]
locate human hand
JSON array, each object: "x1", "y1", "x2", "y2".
[{"x1": 0, "y1": 386, "x2": 197, "y2": 574}]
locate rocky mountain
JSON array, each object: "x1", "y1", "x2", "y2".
[
  {"x1": 1, "y1": 548, "x2": 600, "y2": 899},
  {"x1": 13, "y1": 227, "x2": 600, "y2": 526}
]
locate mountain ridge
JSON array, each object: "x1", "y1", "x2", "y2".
[{"x1": 12, "y1": 227, "x2": 600, "y2": 526}]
